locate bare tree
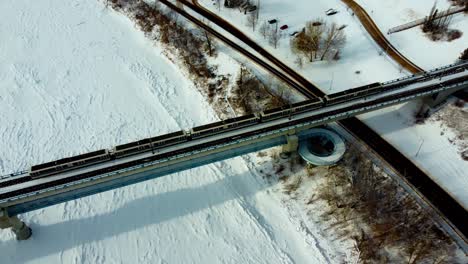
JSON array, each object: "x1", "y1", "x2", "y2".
[
  {"x1": 291, "y1": 19, "x2": 325, "y2": 62},
  {"x1": 268, "y1": 21, "x2": 280, "y2": 48},
  {"x1": 423, "y1": 2, "x2": 454, "y2": 37},
  {"x1": 294, "y1": 56, "x2": 303, "y2": 69},
  {"x1": 246, "y1": 11, "x2": 258, "y2": 31},
  {"x1": 320, "y1": 22, "x2": 346, "y2": 61},
  {"x1": 292, "y1": 19, "x2": 345, "y2": 62},
  {"x1": 255, "y1": 0, "x2": 260, "y2": 20},
  {"x1": 203, "y1": 30, "x2": 214, "y2": 56},
  {"x1": 259, "y1": 21, "x2": 269, "y2": 39},
  {"x1": 202, "y1": 20, "x2": 214, "y2": 56}
]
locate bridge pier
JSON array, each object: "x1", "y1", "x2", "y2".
[
  {"x1": 423, "y1": 85, "x2": 468, "y2": 109},
  {"x1": 281, "y1": 134, "x2": 299, "y2": 159},
  {"x1": 0, "y1": 209, "x2": 31, "y2": 240}
]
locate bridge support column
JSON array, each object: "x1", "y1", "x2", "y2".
[
  {"x1": 424, "y1": 86, "x2": 468, "y2": 109},
  {"x1": 281, "y1": 134, "x2": 299, "y2": 159},
  {"x1": 0, "y1": 209, "x2": 31, "y2": 240}
]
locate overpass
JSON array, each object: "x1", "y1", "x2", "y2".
[{"x1": 1, "y1": 61, "x2": 468, "y2": 240}]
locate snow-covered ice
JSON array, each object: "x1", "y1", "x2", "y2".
[{"x1": 0, "y1": 0, "x2": 336, "y2": 263}]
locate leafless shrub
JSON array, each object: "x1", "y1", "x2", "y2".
[
  {"x1": 460, "y1": 48, "x2": 468, "y2": 60},
  {"x1": 447, "y1": 29, "x2": 463, "y2": 41},
  {"x1": 310, "y1": 145, "x2": 459, "y2": 263},
  {"x1": 462, "y1": 150, "x2": 468, "y2": 160},
  {"x1": 245, "y1": 2, "x2": 259, "y2": 31},
  {"x1": 294, "y1": 56, "x2": 303, "y2": 69},
  {"x1": 259, "y1": 21, "x2": 269, "y2": 39},
  {"x1": 257, "y1": 19, "x2": 281, "y2": 48},
  {"x1": 268, "y1": 24, "x2": 281, "y2": 49},
  {"x1": 232, "y1": 66, "x2": 287, "y2": 114},
  {"x1": 284, "y1": 175, "x2": 302, "y2": 195},
  {"x1": 246, "y1": 11, "x2": 258, "y2": 31},
  {"x1": 422, "y1": 3, "x2": 462, "y2": 42},
  {"x1": 454, "y1": 99, "x2": 466, "y2": 107},
  {"x1": 291, "y1": 19, "x2": 346, "y2": 62}
]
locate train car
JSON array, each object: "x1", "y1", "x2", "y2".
[
  {"x1": 113, "y1": 130, "x2": 187, "y2": 158},
  {"x1": 290, "y1": 98, "x2": 324, "y2": 112},
  {"x1": 382, "y1": 63, "x2": 467, "y2": 94},
  {"x1": 30, "y1": 150, "x2": 110, "y2": 179},
  {"x1": 150, "y1": 130, "x2": 188, "y2": 147},
  {"x1": 261, "y1": 106, "x2": 292, "y2": 121},
  {"x1": 260, "y1": 98, "x2": 324, "y2": 122},
  {"x1": 191, "y1": 114, "x2": 260, "y2": 139},
  {"x1": 114, "y1": 138, "x2": 151, "y2": 151},
  {"x1": 30, "y1": 149, "x2": 108, "y2": 172},
  {"x1": 324, "y1": 82, "x2": 382, "y2": 106},
  {"x1": 113, "y1": 142, "x2": 153, "y2": 159}
]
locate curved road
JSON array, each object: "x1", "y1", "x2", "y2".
[
  {"x1": 341, "y1": 0, "x2": 424, "y2": 74},
  {"x1": 162, "y1": 0, "x2": 468, "y2": 240}
]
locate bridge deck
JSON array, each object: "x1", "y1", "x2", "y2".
[{"x1": 1, "y1": 65, "x2": 467, "y2": 213}]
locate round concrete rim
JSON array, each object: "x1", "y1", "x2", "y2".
[{"x1": 298, "y1": 128, "x2": 346, "y2": 166}]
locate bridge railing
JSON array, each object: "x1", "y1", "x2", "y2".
[{"x1": 0, "y1": 171, "x2": 28, "y2": 181}]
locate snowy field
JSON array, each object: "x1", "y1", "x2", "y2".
[
  {"x1": 0, "y1": 0, "x2": 337, "y2": 263},
  {"x1": 356, "y1": 0, "x2": 468, "y2": 69},
  {"x1": 199, "y1": 0, "x2": 404, "y2": 91},
  {"x1": 199, "y1": 0, "x2": 468, "y2": 209}
]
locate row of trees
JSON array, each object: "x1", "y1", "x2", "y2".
[
  {"x1": 291, "y1": 19, "x2": 346, "y2": 62},
  {"x1": 222, "y1": 1, "x2": 347, "y2": 63},
  {"x1": 314, "y1": 146, "x2": 458, "y2": 263},
  {"x1": 258, "y1": 21, "x2": 281, "y2": 48}
]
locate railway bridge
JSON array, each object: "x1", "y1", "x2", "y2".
[{"x1": 1, "y1": 62, "x2": 468, "y2": 240}]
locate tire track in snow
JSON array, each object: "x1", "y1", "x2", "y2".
[
  {"x1": 128, "y1": 62, "x2": 217, "y2": 129},
  {"x1": 239, "y1": 157, "x2": 333, "y2": 263},
  {"x1": 210, "y1": 162, "x2": 296, "y2": 264}
]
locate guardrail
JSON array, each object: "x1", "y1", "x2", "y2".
[{"x1": 387, "y1": 6, "x2": 466, "y2": 35}]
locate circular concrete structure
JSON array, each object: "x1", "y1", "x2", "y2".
[{"x1": 298, "y1": 128, "x2": 346, "y2": 166}]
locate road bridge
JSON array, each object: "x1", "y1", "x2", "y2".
[{"x1": 1, "y1": 62, "x2": 467, "y2": 240}]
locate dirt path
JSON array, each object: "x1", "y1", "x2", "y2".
[{"x1": 341, "y1": 0, "x2": 424, "y2": 74}]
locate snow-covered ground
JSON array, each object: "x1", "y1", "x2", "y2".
[
  {"x1": 0, "y1": 0, "x2": 338, "y2": 263},
  {"x1": 356, "y1": 0, "x2": 468, "y2": 69},
  {"x1": 199, "y1": 0, "x2": 403, "y2": 91},
  {"x1": 199, "y1": 0, "x2": 468, "y2": 210}
]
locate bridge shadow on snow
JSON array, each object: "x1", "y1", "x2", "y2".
[
  {"x1": 359, "y1": 101, "x2": 423, "y2": 135},
  {"x1": 0, "y1": 169, "x2": 266, "y2": 262}
]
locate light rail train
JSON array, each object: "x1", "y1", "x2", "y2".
[{"x1": 27, "y1": 62, "x2": 468, "y2": 180}]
